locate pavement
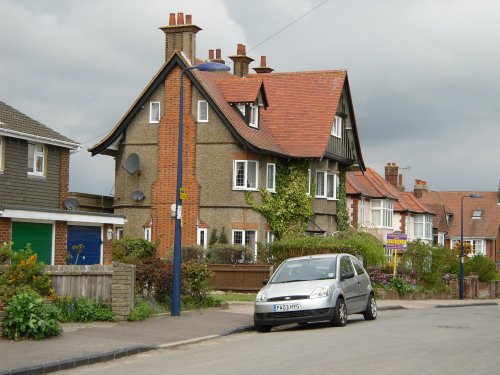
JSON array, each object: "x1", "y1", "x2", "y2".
[{"x1": 0, "y1": 298, "x2": 497, "y2": 375}]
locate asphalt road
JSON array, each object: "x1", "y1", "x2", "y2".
[{"x1": 60, "y1": 304, "x2": 500, "y2": 375}]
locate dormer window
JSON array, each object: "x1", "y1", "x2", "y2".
[
  {"x1": 249, "y1": 103, "x2": 259, "y2": 128},
  {"x1": 472, "y1": 210, "x2": 482, "y2": 219},
  {"x1": 331, "y1": 115, "x2": 342, "y2": 138},
  {"x1": 149, "y1": 102, "x2": 160, "y2": 123},
  {"x1": 236, "y1": 103, "x2": 246, "y2": 116}
]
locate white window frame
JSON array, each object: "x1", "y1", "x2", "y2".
[
  {"x1": 149, "y1": 101, "x2": 160, "y2": 123},
  {"x1": 331, "y1": 115, "x2": 342, "y2": 138},
  {"x1": 315, "y1": 171, "x2": 326, "y2": 198},
  {"x1": 28, "y1": 143, "x2": 45, "y2": 176},
  {"x1": 326, "y1": 173, "x2": 338, "y2": 200},
  {"x1": 472, "y1": 210, "x2": 482, "y2": 219},
  {"x1": 197, "y1": 100, "x2": 209, "y2": 122},
  {"x1": 0, "y1": 136, "x2": 4, "y2": 172},
  {"x1": 266, "y1": 231, "x2": 275, "y2": 244},
  {"x1": 307, "y1": 169, "x2": 311, "y2": 196},
  {"x1": 451, "y1": 239, "x2": 486, "y2": 256},
  {"x1": 197, "y1": 228, "x2": 208, "y2": 249},
  {"x1": 233, "y1": 160, "x2": 259, "y2": 190},
  {"x1": 359, "y1": 197, "x2": 366, "y2": 227},
  {"x1": 266, "y1": 163, "x2": 276, "y2": 192},
  {"x1": 232, "y1": 229, "x2": 258, "y2": 259},
  {"x1": 371, "y1": 199, "x2": 393, "y2": 228},
  {"x1": 236, "y1": 103, "x2": 246, "y2": 116},
  {"x1": 414, "y1": 214, "x2": 432, "y2": 240},
  {"x1": 116, "y1": 228, "x2": 124, "y2": 240},
  {"x1": 249, "y1": 103, "x2": 259, "y2": 128},
  {"x1": 144, "y1": 227, "x2": 152, "y2": 241}
]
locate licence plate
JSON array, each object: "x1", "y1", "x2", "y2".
[{"x1": 274, "y1": 303, "x2": 301, "y2": 312}]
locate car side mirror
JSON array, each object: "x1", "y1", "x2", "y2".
[
  {"x1": 341, "y1": 271, "x2": 355, "y2": 281},
  {"x1": 262, "y1": 279, "x2": 269, "y2": 286}
]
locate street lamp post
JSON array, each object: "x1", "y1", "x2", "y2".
[
  {"x1": 459, "y1": 193, "x2": 482, "y2": 300},
  {"x1": 171, "y1": 61, "x2": 230, "y2": 317}
]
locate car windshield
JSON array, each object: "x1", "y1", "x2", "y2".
[{"x1": 270, "y1": 257, "x2": 337, "y2": 283}]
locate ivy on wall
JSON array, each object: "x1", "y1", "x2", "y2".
[
  {"x1": 246, "y1": 160, "x2": 313, "y2": 240},
  {"x1": 336, "y1": 164, "x2": 350, "y2": 232}
]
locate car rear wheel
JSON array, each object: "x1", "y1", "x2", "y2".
[
  {"x1": 255, "y1": 325, "x2": 272, "y2": 333},
  {"x1": 363, "y1": 294, "x2": 377, "y2": 320},
  {"x1": 331, "y1": 298, "x2": 347, "y2": 327}
]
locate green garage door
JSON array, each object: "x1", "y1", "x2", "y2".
[{"x1": 12, "y1": 222, "x2": 53, "y2": 265}]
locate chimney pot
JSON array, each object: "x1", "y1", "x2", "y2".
[
  {"x1": 208, "y1": 49, "x2": 214, "y2": 60},
  {"x1": 216, "y1": 48, "x2": 222, "y2": 59},
  {"x1": 237, "y1": 43, "x2": 246, "y2": 55},
  {"x1": 260, "y1": 56, "x2": 267, "y2": 67},
  {"x1": 169, "y1": 13, "x2": 176, "y2": 26},
  {"x1": 177, "y1": 12, "x2": 184, "y2": 25},
  {"x1": 185, "y1": 14, "x2": 192, "y2": 24}
]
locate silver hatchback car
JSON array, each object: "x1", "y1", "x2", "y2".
[{"x1": 254, "y1": 253, "x2": 377, "y2": 332}]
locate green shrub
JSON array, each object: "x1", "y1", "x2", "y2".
[
  {"x1": 387, "y1": 277, "x2": 414, "y2": 295},
  {"x1": 182, "y1": 245, "x2": 206, "y2": 263},
  {"x1": 0, "y1": 246, "x2": 54, "y2": 304},
  {"x1": 0, "y1": 242, "x2": 13, "y2": 264},
  {"x1": 128, "y1": 296, "x2": 155, "y2": 321},
  {"x1": 54, "y1": 296, "x2": 114, "y2": 322},
  {"x1": 465, "y1": 255, "x2": 497, "y2": 282},
  {"x1": 207, "y1": 244, "x2": 254, "y2": 264},
  {"x1": 3, "y1": 289, "x2": 61, "y2": 340},
  {"x1": 331, "y1": 229, "x2": 386, "y2": 268},
  {"x1": 182, "y1": 262, "x2": 214, "y2": 306},
  {"x1": 113, "y1": 238, "x2": 158, "y2": 264}
]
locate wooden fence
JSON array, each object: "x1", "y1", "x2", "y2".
[
  {"x1": 45, "y1": 265, "x2": 113, "y2": 303},
  {"x1": 207, "y1": 264, "x2": 274, "y2": 292}
]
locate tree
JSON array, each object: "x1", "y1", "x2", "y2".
[{"x1": 246, "y1": 160, "x2": 313, "y2": 239}]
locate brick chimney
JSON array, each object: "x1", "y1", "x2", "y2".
[
  {"x1": 413, "y1": 179, "x2": 429, "y2": 199},
  {"x1": 208, "y1": 48, "x2": 225, "y2": 64},
  {"x1": 159, "y1": 12, "x2": 201, "y2": 63},
  {"x1": 228, "y1": 44, "x2": 254, "y2": 78},
  {"x1": 385, "y1": 162, "x2": 403, "y2": 190},
  {"x1": 253, "y1": 56, "x2": 274, "y2": 74}
]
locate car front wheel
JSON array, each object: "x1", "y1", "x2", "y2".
[
  {"x1": 255, "y1": 325, "x2": 272, "y2": 333},
  {"x1": 363, "y1": 294, "x2": 377, "y2": 320},
  {"x1": 331, "y1": 298, "x2": 347, "y2": 327}
]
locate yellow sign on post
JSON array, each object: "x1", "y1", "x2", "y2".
[{"x1": 180, "y1": 188, "x2": 188, "y2": 200}]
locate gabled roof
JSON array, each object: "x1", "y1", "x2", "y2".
[
  {"x1": 418, "y1": 191, "x2": 500, "y2": 239},
  {"x1": 90, "y1": 52, "x2": 364, "y2": 165},
  {"x1": 347, "y1": 168, "x2": 433, "y2": 215},
  {"x1": 0, "y1": 101, "x2": 79, "y2": 150}
]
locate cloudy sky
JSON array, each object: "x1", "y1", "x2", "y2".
[{"x1": 1, "y1": 0, "x2": 499, "y2": 195}]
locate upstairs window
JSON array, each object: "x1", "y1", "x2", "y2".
[
  {"x1": 414, "y1": 214, "x2": 432, "y2": 240},
  {"x1": 331, "y1": 115, "x2": 342, "y2": 138},
  {"x1": 472, "y1": 210, "x2": 482, "y2": 219},
  {"x1": 198, "y1": 100, "x2": 209, "y2": 122},
  {"x1": 0, "y1": 137, "x2": 4, "y2": 172},
  {"x1": 315, "y1": 171, "x2": 326, "y2": 197},
  {"x1": 149, "y1": 102, "x2": 160, "y2": 123},
  {"x1": 249, "y1": 103, "x2": 259, "y2": 128},
  {"x1": 326, "y1": 173, "x2": 338, "y2": 200},
  {"x1": 28, "y1": 143, "x2": 46, "y2": 176},
  {"x1": 266, "y1": 163, "x2": 276, "y2": 192},
  {"x1": 233, "y1": 160, "x2": 258, "y2": 190},
  {"x1": 236, "y1": 103, "x2": 246, "y2": 116}
]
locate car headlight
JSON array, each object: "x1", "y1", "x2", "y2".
[
  {"x1": 256, "y1": 291, "x2": 268, "y2": 302},
  {"x1": 310, "y1": 286, "x2": 329, "y2": 299}
]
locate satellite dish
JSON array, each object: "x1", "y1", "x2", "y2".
[
  {"x1": 64, "y1": 198, "x2": 80, "y2": 211},
  {"x1": 132, "y1": 191, "x2": 145, "y2": 201},
  {"x1": 123, "y1": 153, "x2": 140, "y2": 174}
]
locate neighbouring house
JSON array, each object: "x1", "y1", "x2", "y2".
[
  {"x1": 346, "y1": 165, "x2": 434, "y2": 246},
  {"x1": 0, "y1": 101, "x2": 124, "y2": 265},
  {"x1": 89, "y1": 13, "x2": 365, "y2": 257},
  {"x1": 414, "y1": 179, "x2": 500, "y2": 271}
]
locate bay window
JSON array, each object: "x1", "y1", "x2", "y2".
[
  {"x1": 232, "y1": 230, "x2": 257, "y2": 259},
  {"x1": 414, "y1": 214, "x2": 432, "y2": 240},
  {"x1": 371, "y1": 199, "x2": 393, "y2": 228}
]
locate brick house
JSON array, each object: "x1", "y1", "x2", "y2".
[
  {"x1": 89, "y1": 13, "x2": 365, "y2": 257},
  {"x1": 346, "y1": 165, "x2": 434, "y2": 246},
  {"x1": 414, "y1": 179, "x2": 500, "y2": 271},
  {"x1": 0, "y1": 101, "x2": 124, "y2": 265}
]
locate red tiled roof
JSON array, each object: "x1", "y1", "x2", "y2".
[
  {"x1": 218, "y1": 78, "x2": 264, "y2": 103},
  {"x1": 419, "y1": 191, "x2": 500, "y2": 239}
]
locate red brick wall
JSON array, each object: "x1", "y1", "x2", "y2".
[
  {"x1": 59, "y1": 148, "x2": 70, "y2": 209},
  {"x1": 350, "y1": 198, "x2": 359, "y2": 226},
  {"x1": 54, "y1": 221, "x2": 68, "y2": 265},
  {"x1": 103, "y1": 224, "x2": 113, "y2": 264},
  {"x1": 0, "y1": 217, "x2": 12, "y2": 244},
  {"x1": 151, "y1": 66, "x2": 200, "y2": 257}
]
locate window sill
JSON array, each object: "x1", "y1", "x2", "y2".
[
  {"x1": 233, "y1": 187, "x2": 259, "y2": 192},
  {"x1": 149, "y1": 120, "x2": 159, "y2": 124},
  {"x1": 197, "y1": 119, "x2": 209, "y2": 123},
  {"x1": 27, "y1": 173, "x2": 46, "y2": 180}
]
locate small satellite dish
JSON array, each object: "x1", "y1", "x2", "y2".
[
  {"x1": 64, "y1": 198, "x2": 80, "y2": 211},
  {"x1": 132, "y1": 191, "x2": 145, "y2": 201},
  {"x1": 123, "y1": 153, "x2": 140, "y2": 174}
]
